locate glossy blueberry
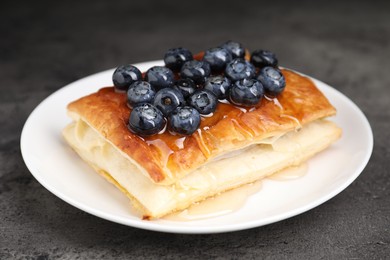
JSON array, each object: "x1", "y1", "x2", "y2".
[
  {"x1": 169, "y1": 106, "x2": 201, "y2": 135},
  {"x1": 173, "y1": 78, "x2": 196, "y2": 99},
  {"x1": 221, "y1": 40, "x2": 245, "y2": 59},
  {"x1": 204, "y1": 75, "x2": 232, "y2": 100},
  {"x1": 164, "y1": 47, "x2": 193, "y2": 72},
  {"x1": 180, "y1": 60, "x2": 211, "y2": 85},
  {"x1": 128, "y1": 103, "x2": 165, "y2": 136},
  {"x1": 153, "y1": 88, "x2": 185, "y2": 117},
  {"x1": 188, "y1": 89, "x2": 217, "y2": 115},
  {"x1": 229, "y1": 78, "x2": 264, "y2": 106},
  {"x1": 256, "y1": 66, "x2": 286, "y2": 96},
  {"x1": 112, "y1": 65, "x2": 142, "y2": 91},
  {"x1": 145, "y1": 66, "x2": 174, "y2": 91},
  {"x1": 203, "y1": 47, "x2": 232, "y2": 73},
  {"x1": 251, "y1": 50, "x2": 278, "y2": 68},
  {"x1": 126, "y1": 81, "x2": 156, "y2": 108},
  {"x1": 225, "y1": 58, "x2": 256, "y2": 82}
]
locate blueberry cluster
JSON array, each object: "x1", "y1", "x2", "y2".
[{"x1": 112, "y1": 41, "x2": 286, "y2": 136}]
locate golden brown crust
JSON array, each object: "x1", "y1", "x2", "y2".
[{"x1": 67, "y1": 69, "x2": 336, "y2": 184}]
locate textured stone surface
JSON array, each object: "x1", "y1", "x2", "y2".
[{"x1": 1, "y1": 0, "x2": 389, "y2": 259}]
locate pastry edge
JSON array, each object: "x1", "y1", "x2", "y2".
[{"x1": 63, "y1": 118, "x2": 341, "y2": 219}]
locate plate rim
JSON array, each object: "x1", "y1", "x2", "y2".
[{"x1": 20, "y1": 61, "x2": 374, "y2": 234}]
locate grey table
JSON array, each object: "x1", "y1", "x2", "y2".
[{"x1": 1, "y1": 0, "x2": 389, "y2": 259}]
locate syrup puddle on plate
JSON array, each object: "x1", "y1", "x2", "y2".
[
  {"x1": 164, "y1": 181, "x2": 262, "y2": 221},
  {"x1": 164, "y1": 163, "x2": 308, "y2": 221}
]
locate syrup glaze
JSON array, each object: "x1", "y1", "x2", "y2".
[
  {"x1": 142, "y1": 94, "x2": 292, "y2": 170},
  {"x1": 140, "y1": 73, "x2": 304, "y2": 171},
  {"x1": 97, "y1": 88, "x2": 272, "y2": 164},
  {"x1": 84, "y1": 66, "x2": 335, "y2": 183}
]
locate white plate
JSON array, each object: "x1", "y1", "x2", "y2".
[{"x1": 21, "y1": 60, "x2": 373, "y2": 234}]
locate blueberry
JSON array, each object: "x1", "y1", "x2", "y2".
[
  {"x1": 229, "y1": 78, "x2": 264, "y2": 106},
  {"x1": 145, "y1": 66, "x2": 174, "y2": 91},
  {"x1": 188, "y1": 89, "x2": 217, "y2": 115},
  {"x1": 126, "y1": 81, "x2": 156, "y2": 108},
  {"x1": 169, "y1": 106, "x2": 201, "y2": 135},
  {"x1": 180, "y1": 60, "x2": 211, "y2": 85},
  {"x1": 204, "y1": 75, "x2": 232, "y2": 100},
  {"x1": 225, "y1": 58, "x2": 256, "y2": 82},
  {"x1": 153, "y1": 88, "x2": 185, "y2": 117},
  {"x1": 128, "y1": 103, "x2": 165, "y2": 136},
  {"x1": 221, "y1": 40, "x2": 245, "y2": 59},
  {"x1": 257, "y1": 67, "x2": 286, "y2": 96},
  {"x1": 203, "y1": 47, "x2": 232, "y2": 73},
  {"x1": 112, "y1": 65, "x2": 142, "y2": 91},
  {"x1": 173, "y1": 78, "x2": 196, "y2": 99},
  {"x1": 251, "y1": 50, "x2": 278, "y2": 68},
  {"x1": 164, "y1": 47, "x2": 193, "y2": 72}
]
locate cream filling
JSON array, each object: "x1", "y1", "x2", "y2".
[{"x1": 63, "y1": 119, "x2": 341, "y2": 218}]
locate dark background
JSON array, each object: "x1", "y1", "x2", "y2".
[{"x1": 1, "y1": 0, "x2": 389, "y2": 259}]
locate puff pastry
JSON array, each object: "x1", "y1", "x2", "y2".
[{"x1": 63, "y1": 69, "x2": 341, "y2": 219}]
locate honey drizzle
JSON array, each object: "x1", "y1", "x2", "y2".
[
  {"x1": 195, "y1": 129, "x2": 212, "y2": 157},
  {"x1": 145, "y1": 138, "x2": 174, "y2": 175},
  {"x1": 140, "y1": 93, "x2": 301, "y2": 167},
  {"x1": 265, "y1": 92, "x2": 302, "y2": 130},
  {"x1": 96, "y1": 85, "x2": 303, "y2": 173},
  {"x1": 174, "y1": 137, "x2": 186, "y2": 149},
  {"x1": 264, "y1": 95, "x2": 284, "y2": 111},
  {"x1": 280, "y1": 114, "x2": 302, "y2": 130},
  {"x1": 112, "y1": 70, "x2": 302, "y2": 171},
  {"x1": 231, "y1": 118, "x2": 255, "y2": 139}
]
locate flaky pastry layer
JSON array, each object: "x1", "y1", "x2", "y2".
[
  {"x1": 66, "y1": 70, "x2": 337, "y2": 185},
  {"x1": 63, "y1": 118, "x2": 341, "y2": 219}
]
